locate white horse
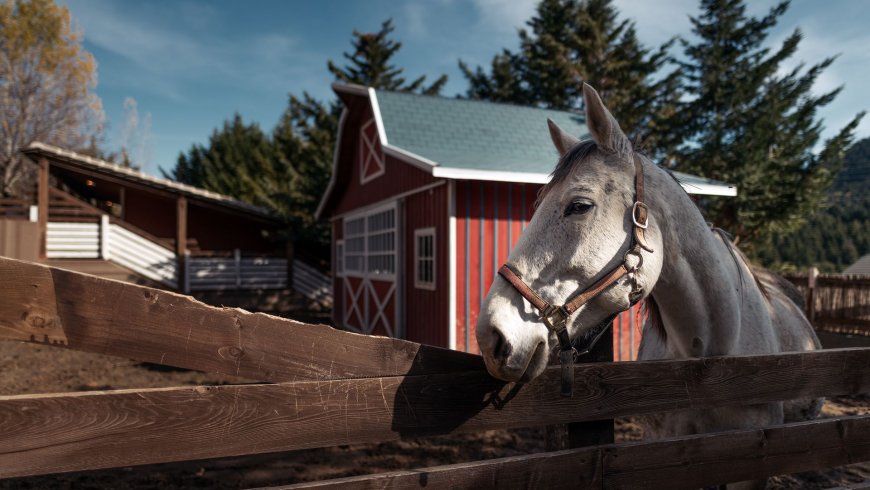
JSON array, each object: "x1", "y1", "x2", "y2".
[{"x1": 476, "y1": 84, "x2": 822, "y2": 446}]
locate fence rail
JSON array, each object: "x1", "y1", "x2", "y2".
[
  {"x1": 0, "y1": 256, "x2": 868, "y2": 487},
  {"x1": 0, "y1": 197, "x2": 31, "y2": 219}
]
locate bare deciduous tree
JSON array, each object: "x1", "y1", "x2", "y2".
[{"x1": 0, "y1": 0, "x2": 103, "y2": 196}]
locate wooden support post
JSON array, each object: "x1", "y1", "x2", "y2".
[
  {"x1": 546, "y1": 324, "x2": 616, "y2": 450},
  {"x1": 176, "y1": 196, "x2": 187, "y2": 291},
  {"x1": 234, "y1": 248, "x2": 242, "y2": 289},
  {"x1": 568, "y1": 326, "x2": 615, "y2": 448},
  {"x1": 286, "y1": 240, "x2": 294, "y2": 290},
  {"x1": 808, "y1": 266, "x2": 819, "y2": 324},
  {"x1": 99, "y1": 214, "x2": 111, "y2": 260},
  {"x1": 37, "y1": 158, "x2": 49, "y2": 259}
]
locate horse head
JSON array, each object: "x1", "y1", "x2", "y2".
[{"x1": 476, "y1": 84, "x2": 664, "y2": 383}]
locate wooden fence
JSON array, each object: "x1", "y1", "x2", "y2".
[
  {"x1": 784, "y1": 270, "x2": 870, "y2": 336},
  {"x1": 1, "y1": 256, "x2": 869, "y2": 488}
]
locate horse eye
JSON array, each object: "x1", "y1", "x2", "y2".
[{"x1": 564, "y1": 200, "x2": 594, "y2": 217}]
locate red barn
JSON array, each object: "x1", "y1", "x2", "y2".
[{"x1": 317, "y1": 83, "x2": 736, "y2": 359}]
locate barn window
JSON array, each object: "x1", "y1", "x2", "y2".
[
  {"x1": 414, "y1": 228, "x2": 436, "y2": 290},
  {"x1": 366, "y1": 207, "x2": 396, "y2": 276},
  {"x1": 342, "y1": 204, "x2": 396, "y2": 279},
  {"x1": 344, "y1": 217, "x2": 366, "y2": 274},
  {"x1": 359, "y1": 119, "x2": 385, "y2": 184},
  {"x1": 335, "y1": 240, "x2": 345, "y2": 277}
]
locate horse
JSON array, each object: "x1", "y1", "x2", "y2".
[{"x1": 475, "y1": 83, "x2": 822, "y2": 479}]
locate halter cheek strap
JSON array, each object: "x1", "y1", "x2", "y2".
[{"x1": 497, "y1": 154, "x2": 653, "y2": 397}]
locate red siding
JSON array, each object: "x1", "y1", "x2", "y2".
[
  {"x1": 403, "y1": 184, "x2": 449, "y2": 347},
  {"x1": 454, "y1": 180, "x2": 540, "y2": 353}
]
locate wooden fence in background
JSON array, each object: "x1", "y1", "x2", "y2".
[
  {"x1": 784, "y1": 269, "x2": 870, "y2": 336},
  {"x1": 1, "y1": 256, "x2": 869, "y2": 488}
]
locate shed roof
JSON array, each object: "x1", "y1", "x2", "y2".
[
  {"x1": 22, "y1": 142, "x2": 277, "y2": 221},
  {"x1": 844, "y1": 254, "x2": 870, "y2": 274}
]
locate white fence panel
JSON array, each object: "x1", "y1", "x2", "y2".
[
  {"x1": 293, "y1": 259, "x2": 332, "y2": 306},
  {"x1": 188, "y1": 255, "x2": 288, "y2": 291},
  {"x1": 46, "y1": 222, "x2": 99, "y2": 258},
  {"x1": 107, "y1": 223, "x2": 177, "y2": 288}
]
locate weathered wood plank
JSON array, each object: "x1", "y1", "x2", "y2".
[
  {"x1": 260, "y1": 448, "x2": 602, "y2": 489},
  {"x1": 602, "y1": 416, "x2": 870, "y2": 489},
  {"x1": 0, "y1": 257, "x2": 483, "y2": 382},
  {"x1": 272, "y1": 416, "x2": 870, "y2": 489},
  {"x1": 1, "y1": 348, "x2": 869, "y2": 478}
]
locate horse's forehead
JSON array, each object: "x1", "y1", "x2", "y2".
[{"x1": 556, "y1": 158, "x2": 628, "y2": 195}]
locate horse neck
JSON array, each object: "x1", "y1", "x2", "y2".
[{"x1": 646, "y1": 170, "x2": 750, "y2": 358}]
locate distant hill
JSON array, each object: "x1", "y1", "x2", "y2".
[
  {"x1": 835, "y1": 137, "x2": 870, "y2": 193},
  {"x1": 756, "y1": 137, "x2": 870, "y2": 272}
]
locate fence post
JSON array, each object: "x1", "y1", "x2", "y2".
[
  {"x1": 286, "y1": 240, "x2": 295, "y2": 290},
  {"x1": 808, "y1": 267, "x2": 819, "y2": 324},
  {"x1": 99, "y1": 214, "x2": 111, "y2": 260},
  {"x1": 568, "y1": 326, "x2": 615, "y2": 447},
  {"x1": 183, "y1": 250, "x2": 191, "y2": 294},
  {"x1": 234, "y1": 249, "x2": 242, "y2": 289},
  {"x1": 545, "y1": 324, "x2": 615, "y2": 450}
]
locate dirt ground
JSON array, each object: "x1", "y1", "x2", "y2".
[{"x1": 1, "y1": 340, "x2": 868, "y2": 489}]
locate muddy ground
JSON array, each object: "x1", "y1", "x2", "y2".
[{"x1": 0, "y1": 339, "x2": 868, "y2": 489}]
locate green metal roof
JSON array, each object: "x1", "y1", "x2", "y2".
[
  {"x1": 373, "y1": 89, "x2": 735, "y2": 196},
  {"x1": 376, "y1": 90, "x2": 586, "y2": 174}
]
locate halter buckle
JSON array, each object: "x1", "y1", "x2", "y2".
[
  {"x1": 539, "y1": 305, "x2": 569, "y2": 330},
  {"x1": 632, "y1": 201, "x2": 649, "y2": 229}
]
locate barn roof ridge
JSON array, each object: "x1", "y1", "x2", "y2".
[{"x1": 22, "y1": 142, "x2": 278, "y2": 220}]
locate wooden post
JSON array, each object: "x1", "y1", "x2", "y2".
[
  {"x1": 37, "y1": 158, "x2": 49, "y2": 259},
  {"x1": 567, "y1": 327, "x2": 615, "y2": 447},
  {"x1": 286, "y1": 240, "x2": 294, "y2": 290},
  {"x1": 183, "y1": 250, "x2": 191, "y2": 294},
  {"x1": 99, "y1": 214, "x2": 111, "y2": 260},
  {"x1": 176, "y1": 197, "x2": 187, "y2": 291},
  {"x1": 807, "y1": 267, "x2": 819, "y2": 324},
  {"x1": 546, "y1": 324, "x2": 616, "y2": 450},
  {"x1": 234, "y1": 248, "x2": 242, "y2": 289}
]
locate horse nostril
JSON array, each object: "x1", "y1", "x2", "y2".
[{"x1": 492, "y1": 328, "x2": 512, "y2": 361}]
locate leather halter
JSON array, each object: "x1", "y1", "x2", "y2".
[{"x1": 497, "y1": 154, "x2": 653, "y2": 397}]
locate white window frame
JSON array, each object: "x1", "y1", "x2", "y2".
[
  {"x1": 414, "y1": 227, "x2": 436, "y2": 290},
  {"x1": 359, "y1": 119, "x2": 386, "y2": 185},
  {"x1": 342, "y1": 202, "x2": 397, "y2": 281},
  {"x1": 335, "y1": 239, "x2": 345, "y2": 278}
]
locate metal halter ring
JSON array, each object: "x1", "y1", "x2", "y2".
[
  {"x1": 623, "y1": 247, "x2": 644, "y2": 272},
  {"x1": 632, "y1": 201, "x2": 649, "y2": 229}
]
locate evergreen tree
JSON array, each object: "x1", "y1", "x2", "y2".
[
  {"x1": 756, "y1": 137, "x2": 870, "y2": 272},
  {"x1": 459, "y1": 0, "x2": 677, "y2": 143},
  {"x1": 164, "y1": 114, "x2": 290, "y2": 222},
  {"x1": 328, "y1": 19, "x2": 447, "y2": 95},
  {"x1": 669, "y1": 0, "x2": 864, "y2": 247}
]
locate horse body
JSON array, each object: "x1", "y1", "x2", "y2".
[{"x1": 475, "y1": 84, "x2": 822, "y2": 445}]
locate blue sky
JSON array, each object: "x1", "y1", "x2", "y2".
[{"x1": 61, "y1": 0, "x2": 870, "y2": 176}]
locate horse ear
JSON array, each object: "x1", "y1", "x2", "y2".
[
  {"x1": 547, "y1": 118, "x2": 579, "y2": 157},
  {"x1": 582, "y1": 83, "x2": 631, "y2": 155}
]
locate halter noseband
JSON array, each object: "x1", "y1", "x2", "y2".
[{"x1": 497, "y1": 154, "x2": 653, "y2": 397}]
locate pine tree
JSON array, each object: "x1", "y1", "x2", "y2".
[
  {"x1": 459, "y1": 0, "x2": 676, "y2": 142},
  {"x1": 328, "y1": 19, "x2": 447, "y2": 95},
  {"x1": 756, "y1": 136, "x2": 870, "y2": 272},
  {"x1": 670, "y1": 0, "x2": 864, "y2": 247}
]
